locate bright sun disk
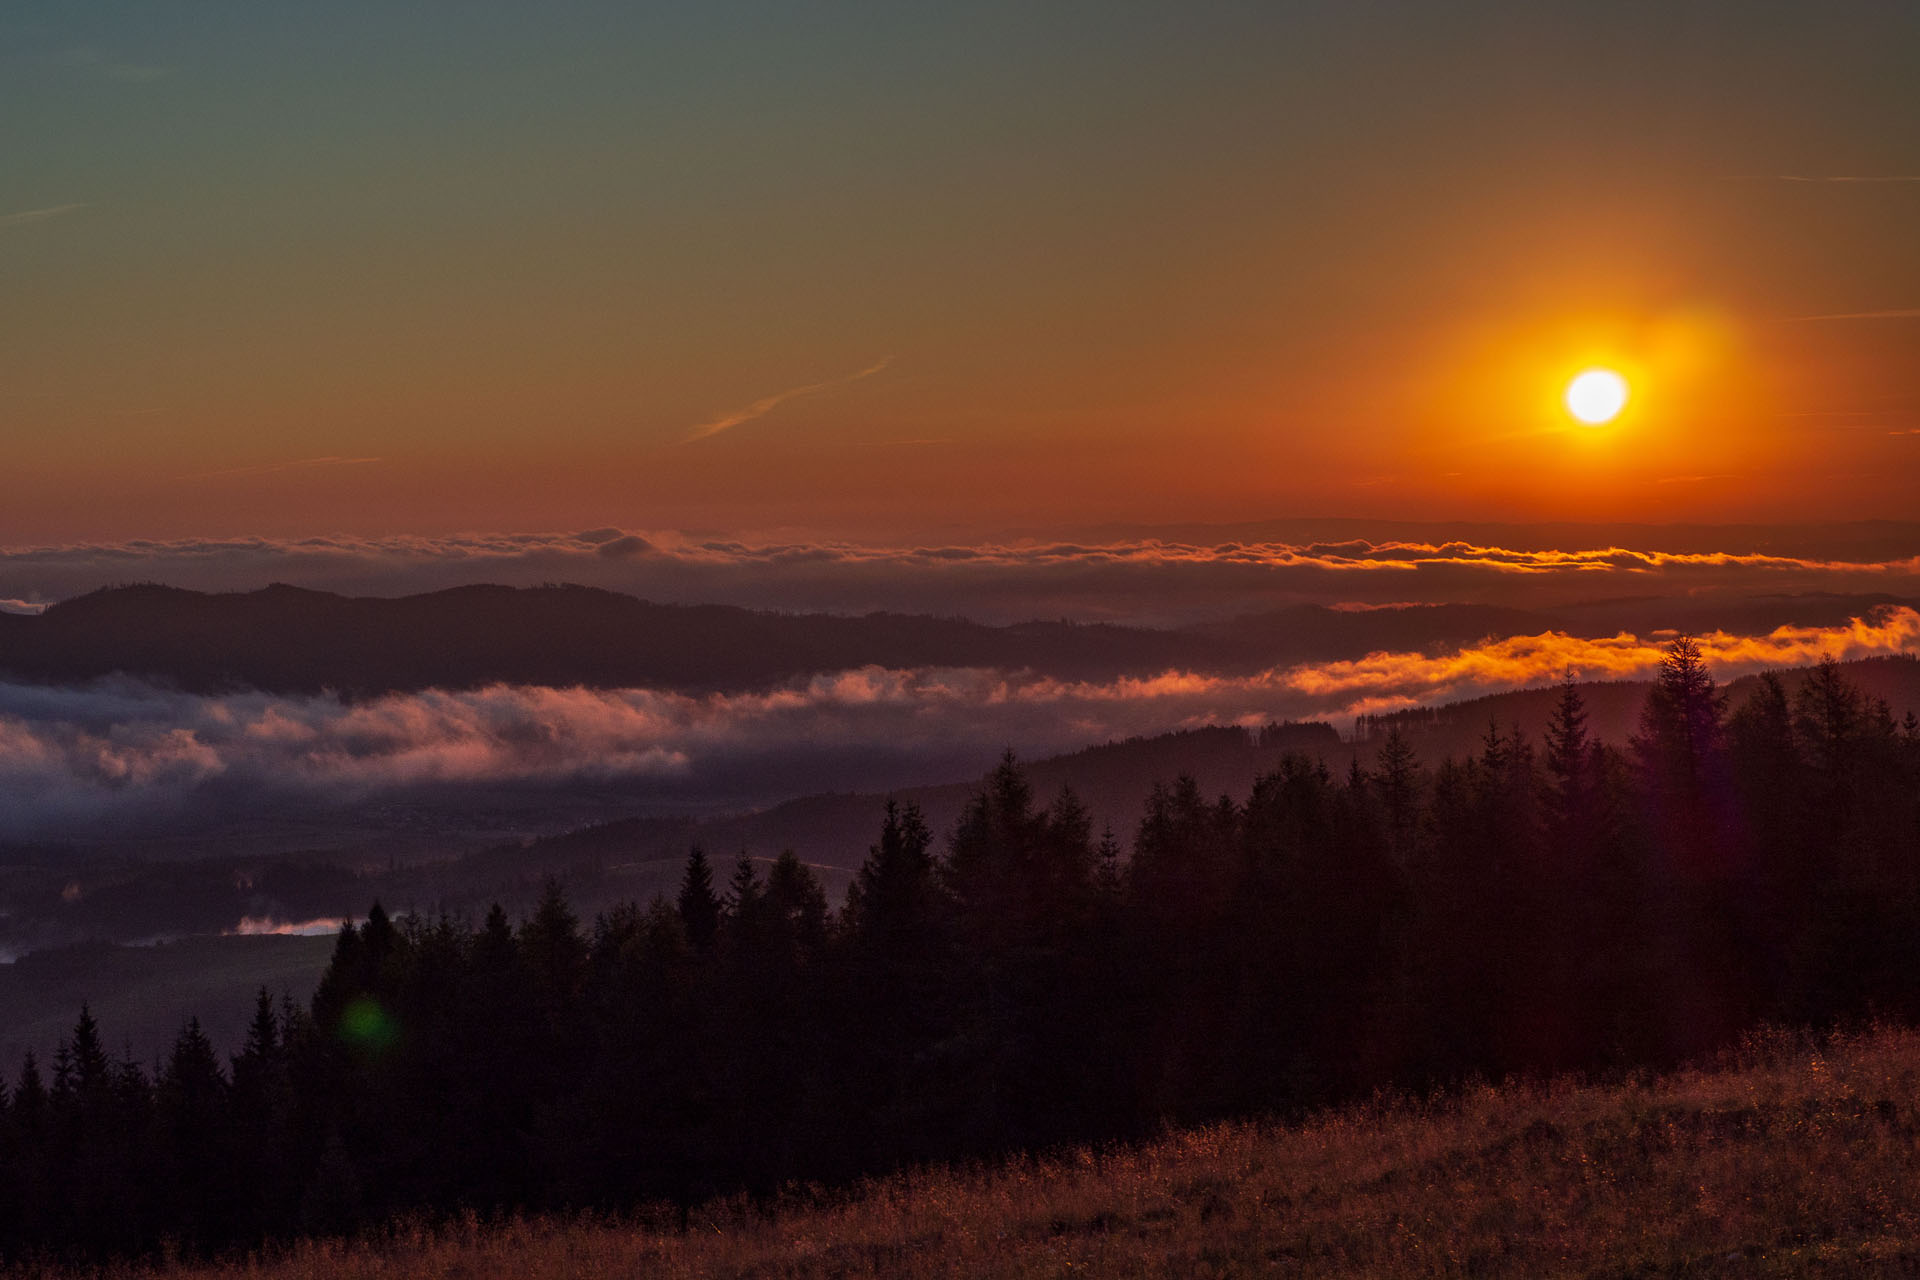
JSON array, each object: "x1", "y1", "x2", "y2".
[{"x1": 1566, "y1": 369, "x2": 1629, "y2": 425}]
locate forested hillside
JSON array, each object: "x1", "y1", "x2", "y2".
[{"x1": 1, "y1": 644, "x2": 1917, "y2": 1263}]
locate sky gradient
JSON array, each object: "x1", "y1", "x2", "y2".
[{"x1": 4, "y1": 1, "x2": 1917, "y2": 541}]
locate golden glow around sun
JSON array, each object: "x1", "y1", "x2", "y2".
[{"x1": 1565, "y1": 368, "x2": 1629, "y2": 425}]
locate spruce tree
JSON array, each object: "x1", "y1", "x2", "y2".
[
  {"x1": 1374, "y1": 726, "x2": 1420, "y2": 866},
  {"x1": 762, "y1": 851, "x2": 828, "y2": 964},
  {"x1": 726, "y1": 856, "x2": 763, "y2": 927},
  {"x1": 1633, "y1": 634, "x2": 1726, "y2": 801},
  {"x1": 521, "y1": 878, "x2": 588, "y2": 1013},
  {"x1": 1545, "y1": 677, "x2": 1591, "y2": 797},
  {"x1": 234, "y1": 988, "x2": 279, "y2": 1072},
  {"x1": 844, "y1": 801, "x2": 937, "y2": 943},
  {"x1": 63, "y1": 1005, "x2": 112, "y2": 1104},
  {"x1": 677, "y1": 847, "x2": 721, "y2": 951},
  {"x1": 1793, "y1": 657, "x2": 1864, "y2": 778},
  {"x1": 475, "y1": 902, "x2": 517, "y2": 972}
]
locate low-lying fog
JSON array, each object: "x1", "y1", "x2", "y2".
[{"x1": 3, "y1": 606, "x2": 1914, "y2": 844}]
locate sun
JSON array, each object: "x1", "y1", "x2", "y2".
[{"x1": 1565, "y1": 368, "x2": 1629, "y2": 425}]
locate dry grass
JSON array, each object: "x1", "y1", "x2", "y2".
[{"x1": 69, "y1": 1025, "x2": 1920, "y2": 1278}]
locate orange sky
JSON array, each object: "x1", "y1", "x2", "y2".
[{"x1": 3, "y1": 3, "x2": 1916, "y2": 542}]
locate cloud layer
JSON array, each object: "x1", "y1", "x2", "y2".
[
  {"x1": 4, "y1": 528, "x2": 1920, "y2": 625},
  {"x1": 2, "y1": 608, "x2": 1914, "y2": 842}
]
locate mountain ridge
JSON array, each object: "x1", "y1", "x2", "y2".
[
  {"x1": 0, "y1": 582, "x2": 1560, "y2": 696},
  {"x1": 4, "y1": 581, "x2": 1914, "y2": 698}
]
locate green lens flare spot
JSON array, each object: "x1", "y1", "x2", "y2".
[{"x1": 340, "y1": 995, "x2": 398, "y2": 1052}]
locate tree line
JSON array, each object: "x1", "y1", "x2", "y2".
[{"x1": 1, "y1": 643, "x2": 1918, "y2": 1262}]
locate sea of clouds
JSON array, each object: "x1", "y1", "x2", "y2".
[
  {"x1": 3, "y1": 528, "x2": 1920, "y2": 624},
  {"x1": 2, "y1": 608, "x2": 1915, "y2": 842}
]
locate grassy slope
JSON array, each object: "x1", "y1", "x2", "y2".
[{"x1": 105, "y1": 1026, "x2": 1920, "y2": 1279}]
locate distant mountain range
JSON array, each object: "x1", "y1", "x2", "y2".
[
  {"x1": 2, "y1": 582, "x2": 1913, "y2": 696},
  {"x1": 0, "y1": 583, "x2": 1554, "y2": 694}
]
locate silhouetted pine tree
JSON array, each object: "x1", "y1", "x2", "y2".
[
  {"x1": 229, "y1": 988, "x2": 294, "y2": 1242},
  {"x1": 835, "y1": 801, "x2": 956, "y2": 1169},
  {"x1": 1544, "y1": 675, "x2": 1594, "y2": 838},
  {"x1": 1373, "y1": 726, "x2": 1422, "y2": 869},
  {"x1": 676, "y1": 847, "x2": 721, "y2": 952},
  {"x1": 157, "y1": 1017, "x2": 231, "y2": 1248},
  {"x1": 1632, "y1": 635, "x2": 1729, "y2": 850},
  {"x1": 725, "y1": 856, "x2": 763, "y2": 934},
  {"x1": 1127, "y1": 775, "x2": 1239, "y2": 1119},
  {"x1": 521, "y1": 879, "x2": 588, "y2": 1022}
]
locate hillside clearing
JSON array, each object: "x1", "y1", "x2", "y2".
[{"x1": 84, "y1": 1024, "x2": 1920, "y2": 1280}]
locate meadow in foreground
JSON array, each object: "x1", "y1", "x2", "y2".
[{"x1": 69, "y1": 1023, "x2": 1920, "y2": 1280}]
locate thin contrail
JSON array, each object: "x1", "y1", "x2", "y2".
[{"x1": 684, "y1": 358, "x2": 892, "y2": 443}]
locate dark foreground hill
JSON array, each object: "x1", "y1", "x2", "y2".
[{"x1": 95, "y1": 1025, "x2": 1920, "y2": 1279}]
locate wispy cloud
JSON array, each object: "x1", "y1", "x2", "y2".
[
  {"x1": 227, "y1": 916, "x2": 349, "y2": 938},
  {"x1": 684, "y1": 358, "x2": 892, "y2": 443},
  {"x1": 0, "y1": 204, "x2": 86, "y2": 230},
  {"x1": 1785, "y1": 308, "x2": 1920, "y2": 322},
  {"x1": 184, "y1": 456, "x2": 383, "y2": 482}
]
